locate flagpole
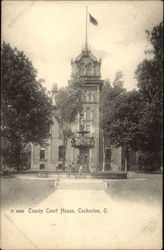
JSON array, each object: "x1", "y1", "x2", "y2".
[{"x1": 85, "y1": 6, "x2": 88, "y2": 50}]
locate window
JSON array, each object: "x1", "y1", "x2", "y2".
[
  {"x1": 88, "y1": 93, "x2": 92, "y2": 102},
  {"x1": 92, "y1": 93, "x2": 95, "y2": 102},
  {"x1": 93, "y1": 93, "x2": 97, "y2": 102},
  {"x1": 105, "y1": 148, "x2": 112, "y2": 161},
  {"x1": 40, "y1": 164, "x2": 45, "y2": 169},
  {"x1": 86, "y1": 108, "x2": 91, "y2": 120},
  {"x1": 40, "y1": 148, "x2": 45, "y2": 160},
  {"x1": 86, "y1": 124, "x2": 91, "y2": 132},
  {"x1": 58, "y1": 146, "x2": 64, "y2": 160},
  {"x1": 80, "y1": 110, "x2": 84, "y2": 119},
  {"x1": 79, "y1": 110, "x2": 85, "y2": 129},
  {"x1": 87, "y1": 64, "x2": 93, "y2": 75},
  {"x1": 80, "y1": 64, "x2": 86, "y2": 75},
  {"x1": 91, "y1": 109, "x2": 94, "y2": 120},
  {"x1": 84, "y1": 91, "x2": 88, "y2": 102}
]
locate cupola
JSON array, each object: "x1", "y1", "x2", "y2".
[{"x1": 71, "y1": 46, "x2": 101, "y2": 81}]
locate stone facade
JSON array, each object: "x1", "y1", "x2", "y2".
[{"x1": 31, "y1": 47, "x2": 123, "y2": 172}]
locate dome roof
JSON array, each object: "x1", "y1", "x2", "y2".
[{"x1": 75, "y1": 48, "x2": 98, "y2": 63}]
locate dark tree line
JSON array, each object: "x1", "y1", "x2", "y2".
[
  {"x1": 101, "y1": 22, "x2": 163, "y2": 170},
  {"x1": 1, "y1": 42, "x2": 82, "y2": 172},
  {"x1": 1, "y1": 42, "x2": 53, "y2": 171}
]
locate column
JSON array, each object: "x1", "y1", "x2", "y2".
[{"x1": 30, "y1": 143, "x2": 34, "y2": 169}]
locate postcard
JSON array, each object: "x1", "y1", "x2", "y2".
[{"x1": 1, "y1": 1, "x2": 163, "y2": 249}]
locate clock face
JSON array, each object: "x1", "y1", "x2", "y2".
[{"x1": 83, "y1": 57, "x2": 90, "y2": 64}]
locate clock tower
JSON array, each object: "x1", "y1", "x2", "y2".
[{"x1": 69, "y1": 46, "x2": 104, "y2": 171}]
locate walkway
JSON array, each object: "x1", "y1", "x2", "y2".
[{"x1": 1, "y1": 178, "x2": 162, "y2": 249}]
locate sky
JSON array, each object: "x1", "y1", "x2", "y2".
[{"x1": 2, "y1": 1, "x2": 163, "y2": 91}]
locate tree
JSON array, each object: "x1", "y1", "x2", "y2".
[
  {"x1": 100, "y1": 77, "x2": 126, "y2": 139},
  {"x1": 100, "y1": 22, "x2": 163, "y2": 171},
  {"x1": 103, "y1": 91, "x2": 141, "y2": 148},
  {"x1": 113, "y1": 71, "x2": 124, "y2": 88},
  {"x1": 1, "y1": 42, "x2": 53, "y2": 171},
  {"x1": 135, "y1": 21, "x2": 163, "y2": 169},
  {"x1": 101, "y1": 78, "x2": 142, "y2": 166},
  {"x1": 100, "y1": 78, "x2": 128, "y2": 169},
  {"x1": 54, "y1": 86, "x2": 82, "y2": 169}
]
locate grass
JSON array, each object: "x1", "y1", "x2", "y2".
[
  {"x1": 1, "y1": 172, "x2": 162, "y2": 209},
  {"x1": 106, "y1": 173, "x2": 162, "y2": 205},
  {"x1": 1, "y1": 177, "x2": 56, "y2": 209}
]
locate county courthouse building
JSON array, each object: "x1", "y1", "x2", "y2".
[{"x1": 31, "y1": 46, "x2": 134, "y2": 172}]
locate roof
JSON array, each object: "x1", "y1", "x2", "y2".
[{"x1": 75, "y1": 49, "x2": 98, "y2": 63}]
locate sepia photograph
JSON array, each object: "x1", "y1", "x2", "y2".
[{"x1": 1, "y1": 1, "x2": 163, "y2": 249}]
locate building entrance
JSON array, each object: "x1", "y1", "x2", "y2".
[{"x1": 79, "y1": 148, "x2": 89, "y2": 172}]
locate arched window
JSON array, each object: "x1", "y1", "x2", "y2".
[
  {"x1": 88, "y1": 93, "x2": 92, "y2": 102},
  {"x1": 92, "y1": 93, "x2": 95, "y2": 102},
  {"x1": 58, "y1": 146, "x2": 64, "y2": 160}
]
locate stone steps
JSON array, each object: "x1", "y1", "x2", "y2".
[
  {"x1": 57, "y1": 179, "x2": 106, "y2": 190},
  {"x1": 52, "y1": 174, "x2": 93, "y2": 179}
]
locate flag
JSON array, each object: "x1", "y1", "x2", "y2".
[{"x1": 89, "y1": 13, "x2": 98, "y2": 26}]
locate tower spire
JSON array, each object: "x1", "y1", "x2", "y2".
[{"x1": 85, "y1": 6, "x2": 88, "y2": 51}]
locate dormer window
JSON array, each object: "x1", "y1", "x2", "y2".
[
  {"x1": 87, "y1": 63, "x2": 93, "y2": 76},
  {"x1": 80, "y1": 64, "x2": 86, "y2": 75}
]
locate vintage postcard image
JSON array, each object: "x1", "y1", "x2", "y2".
[{"x1": 1, "y1": 1, "x2": 163, "y2": 249}]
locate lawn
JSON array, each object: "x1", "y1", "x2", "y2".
[
  {"x1": 1, "y1": 172, "x2": 162, "y2": 210},
  {"x1": 106, "y1": 172, "x2": 162, "y2": 205},
  {"x1": 1, "y1": 177, "x2": 56, "y2": 209}
]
